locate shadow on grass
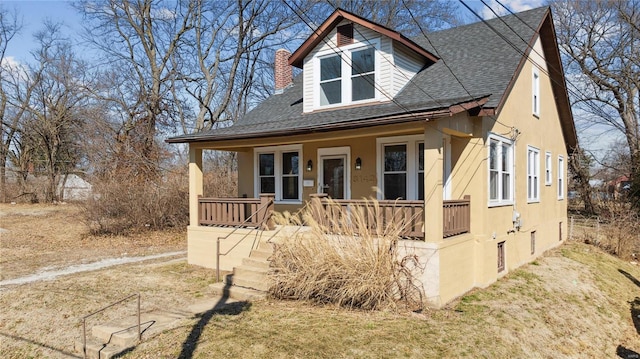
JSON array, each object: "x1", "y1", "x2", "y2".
[
  {"x1": 630, "y1": 297, "x2": 640, "y2": 335},
  {"x1": 178, "y1": 277, "x2": 251, "y2": 359},
  {"x1": 617, "y1": 345, "x2": 640, "y2": 359},
  {"x1": 0, "y1": 331, "x2": 82, "y2": 358},
  {"x1": 619, "y1": 269, "x2": 640, "y2": 288}
]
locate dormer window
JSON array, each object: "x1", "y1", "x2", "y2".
[
  {"x1": 314, "y1": 39, "x2": 379, "y2": 109},
  {"x1": 320, "y1": 55, "x2": 342, "y2": 105}
]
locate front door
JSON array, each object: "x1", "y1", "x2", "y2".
[{"x1": 320, "y1": 155, "x2": 346, "y2": 199}]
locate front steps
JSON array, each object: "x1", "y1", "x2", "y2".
[
  {"x1": 209, "y1": 242, "x2": 274, "y2": 301},
  {"x1": 75, "y1": 297, "x2": 237, "y2": 359}
]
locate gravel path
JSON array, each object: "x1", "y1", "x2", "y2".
[{"x1": 0, "y1": 251, "x2": 187, "y2": 287}]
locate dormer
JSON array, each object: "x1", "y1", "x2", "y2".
[{"x1": 289, "y1": 9, "x2": 439, "y2": 114}]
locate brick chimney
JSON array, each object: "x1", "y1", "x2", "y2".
[{"x1": 274, "y1": 49, "x2": 293, "y2": 94}]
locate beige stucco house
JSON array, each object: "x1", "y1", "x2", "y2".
[{"x1": 168, "y1": 7, "x2": 577, "y2": 307}]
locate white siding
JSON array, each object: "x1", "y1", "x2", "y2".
[
  {"x1": 302, "y1": 20, "x2": 425, "y2": 112},
  {"x1": 392, "y1": 42, "x2": 425, "y2": 96}
]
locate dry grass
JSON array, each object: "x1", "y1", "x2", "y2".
[
  {"x1": 117, "y1": 241, "x2": 640, "y2": 358},
  {"x1": 1, "y1": 205, "x2": 640, "y2": 357},
  {"x1": 0, "y1": 203, "x2": 185, "y2": 281},
  {"x1": 269, "y1": 198, "x2": 423, "y2": 311}
]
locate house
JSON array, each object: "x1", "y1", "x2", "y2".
[{"x1": 167, "y1": 6, "x2": 577, "y2": 307}]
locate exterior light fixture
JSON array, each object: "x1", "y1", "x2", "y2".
[
  {"x1": 307, "y1": 160, "x2": 313, "y2": 172},
  {"x1": 355, "y1": 157, "x2": 362, "y2": 170}
]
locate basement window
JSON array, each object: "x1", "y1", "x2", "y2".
[{"x1": 497, "y1": 241, "x2": 505, "y2": 272}]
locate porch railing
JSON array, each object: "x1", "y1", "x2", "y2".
[
  {"x1": 309, "y1": 194, "x2": 425, "y2": 239},
  {"x1": 198, "y1": 194, "x2": 274, "y2": 227},
  {"x1": 310, "y1": 193, "x2": 471, "y2": 239},
  {"x1": 443, "y1": 195, "x2": 471, "y2": 238}
]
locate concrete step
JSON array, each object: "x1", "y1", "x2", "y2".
[
  {"x1": 209, "y1": 282, "x2": 266, "y2": 301},
  {"x1": 74, "y1": 337, "x2": 131, "y2": 359},
  {"x1": 232, "y1": 275, "x2": 272, "y2": 292},
  {"x1": 249, "y1": 248, "x2": 273, "y2": 260},
  {"x1": 242, "y1": 256, "x2": 271, "y2": 269},
  {"x1": 90, "y1": 311, "x2": 186, "y2": 348},
  {"x1": 256, "y1": 242, "x2": 275, "y2": 252},
  {"x1": 233, "y1": 265, "x2": 268, "y2": 281}
]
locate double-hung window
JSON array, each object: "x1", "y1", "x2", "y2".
[
  {"x1": 558, "y1": 156, "x2": 565, "y2": 200},
  {"x1": 488, "y1": 134, "x2": 513, "y2": 206},
  {"x1": 527, "y1": 146, "x2": 540, "y2": 203},
  {"x1": 545, "y1": 151, "x2": 552, "y2": 185},
  {"x1": 315, "y1": 39, "x2": 379, "y2": 109},
  {"x1": 377, "y1": 135, "x2": 423, "y2": 200},
  {"x1": 383, "y1": 144, "x2": 407, "y2": 200},
  {"x1": 255, "y1": 145, "x2": 301, "y2": 202},
  {"x1": 320, "y1": 55, "x2": 342, "y2": 106}
]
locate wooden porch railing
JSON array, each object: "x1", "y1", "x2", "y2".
[
  {"x1": 198, "y1": 194, "x2": 274, "y2": 228},
  {"x1": 309, "y1": 194, "x2": 425, "y2": 239},
  {"x1": 310, "y1": 193, "x2": 471, "y2": 239},
  {"x1": 443, "y1": 195, "x2": 471, "y2": 238}
]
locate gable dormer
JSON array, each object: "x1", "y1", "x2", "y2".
[{"x1": 289, "y1": 9, "x2": 438, "y2": 113}]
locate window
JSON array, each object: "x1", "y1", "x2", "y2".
[
  {"x1": 377, "y1": 135, "x2": 422, "y2": 200},
  {"x1": 418, "y1": 142, "x2": 424, "y2": 200},
  {"x1": 545, "y1": 151, "x2": 552, "y2": 185},
  {"x1": 531, "y1": 231, "x2": 536, "y2": 255},
  {"x1": 533, "y1": 69, "x2": 540, "y2": 116},
  {"x1": 314, "y1": 40, "x2": 379, "y2": 108},
  {"x1": 320, "y1": 55, "x2": 342, "y2": 106},
  {"x1": 558, "y1": 156, "x2": 565, "y2": 199},
  {"x1": 259, "y1": 153, "x2": 275, "y2": 194},
  {"x1": 383, "y1": 144, "x2": 407, "y2": 200},
  {"x1": 488, "y1": 134, "x2": 513, "y2": 206},
  {"x1": 527, "y1": 146, "x2": 540, "y2": 202},
  {"x1": 497, "y1": 241, "x2": 505, "y2": 272},
  {"x1": 255, "y1": 145, "x2": 301, "y2": 202},
  {"x1": 351, "y1": 47, "x2": 375, "y2": 101}
]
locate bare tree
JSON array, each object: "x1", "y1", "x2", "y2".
[
  {"x1": 26, "y1": 24, "x2": 87, "y2": 202},
  {"x1": 0, "y1": 5, "x2": 22, "y2": 202},
  {"x1": 75, "y1": 0, "x2": 195, "y2": 177},
  {"x1": 553, "y1": 0, "x2": 640, "y2": 207},
  {"x1": 321, "y1": 0, "x2": 461, "y2": 34}
]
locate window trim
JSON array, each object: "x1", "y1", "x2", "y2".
[
  {"x1": 527, "y1": 146, "x2": 540, "y2": 203},
  {"x1": 487, "y1": 133, "x2": 514, "y2": 207},
  {"x1": 376, "y1": 134, "x2": 423, "y2": 200},
  {"x1": 558, "y1": 155, "x2": 565, "y2": 200},
  {"x1": 313, "y1": 38, "x2": 380, "y2": 110},
  {"x1": 532, "y1": 68, "x2": 540, "y2": 117},
  {"x1": 254, "y1": 144, "x2": 303, "y2": 204},
  {"x1": 545, "y1": 151, "x2": 552, "y2": 186}
]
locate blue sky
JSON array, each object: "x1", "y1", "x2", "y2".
[{"x1": 1, "y1": 0, "x2": 82, "y2": 63}]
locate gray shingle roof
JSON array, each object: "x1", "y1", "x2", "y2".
[{"x1": 168, "y1": 7, "x2": 548, "y2": 143}]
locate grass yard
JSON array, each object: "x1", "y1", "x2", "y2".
[
  {"x1": 121, "y1": 242, "x2": 640, "y2": 358},
  {"x1": 1, "y1": 204, "x2": 639, "y2": 358}
]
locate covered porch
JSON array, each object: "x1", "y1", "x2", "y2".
[{"x1": 187, "y1": 116, "x2": 479, "y2": 243}]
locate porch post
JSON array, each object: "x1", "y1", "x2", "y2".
[
  {"x1": 189, "y1": 146, "x2": 203, "y2": 227},
  {"x1": 424, "y1": 122, "x2": 443, "y2": 242}
]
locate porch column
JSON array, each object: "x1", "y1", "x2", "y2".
[
  {"x1": 424, "y1": 122, "x2": 443, "y2": 242},
  {"x1": 189, "y1": 146, "x2": 203, "y2": 227}
]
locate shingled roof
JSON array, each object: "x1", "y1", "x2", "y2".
[{"x1": 168, "y1": 6, "x2": 576, "y2": 150}]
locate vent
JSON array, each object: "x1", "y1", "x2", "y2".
[{"x1": 337, "y1": 24, "x2": 353, "y2": 47}]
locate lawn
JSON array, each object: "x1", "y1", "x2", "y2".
[{"x1": 1, "y1": 204, "x2": 639, "y2": 358}]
